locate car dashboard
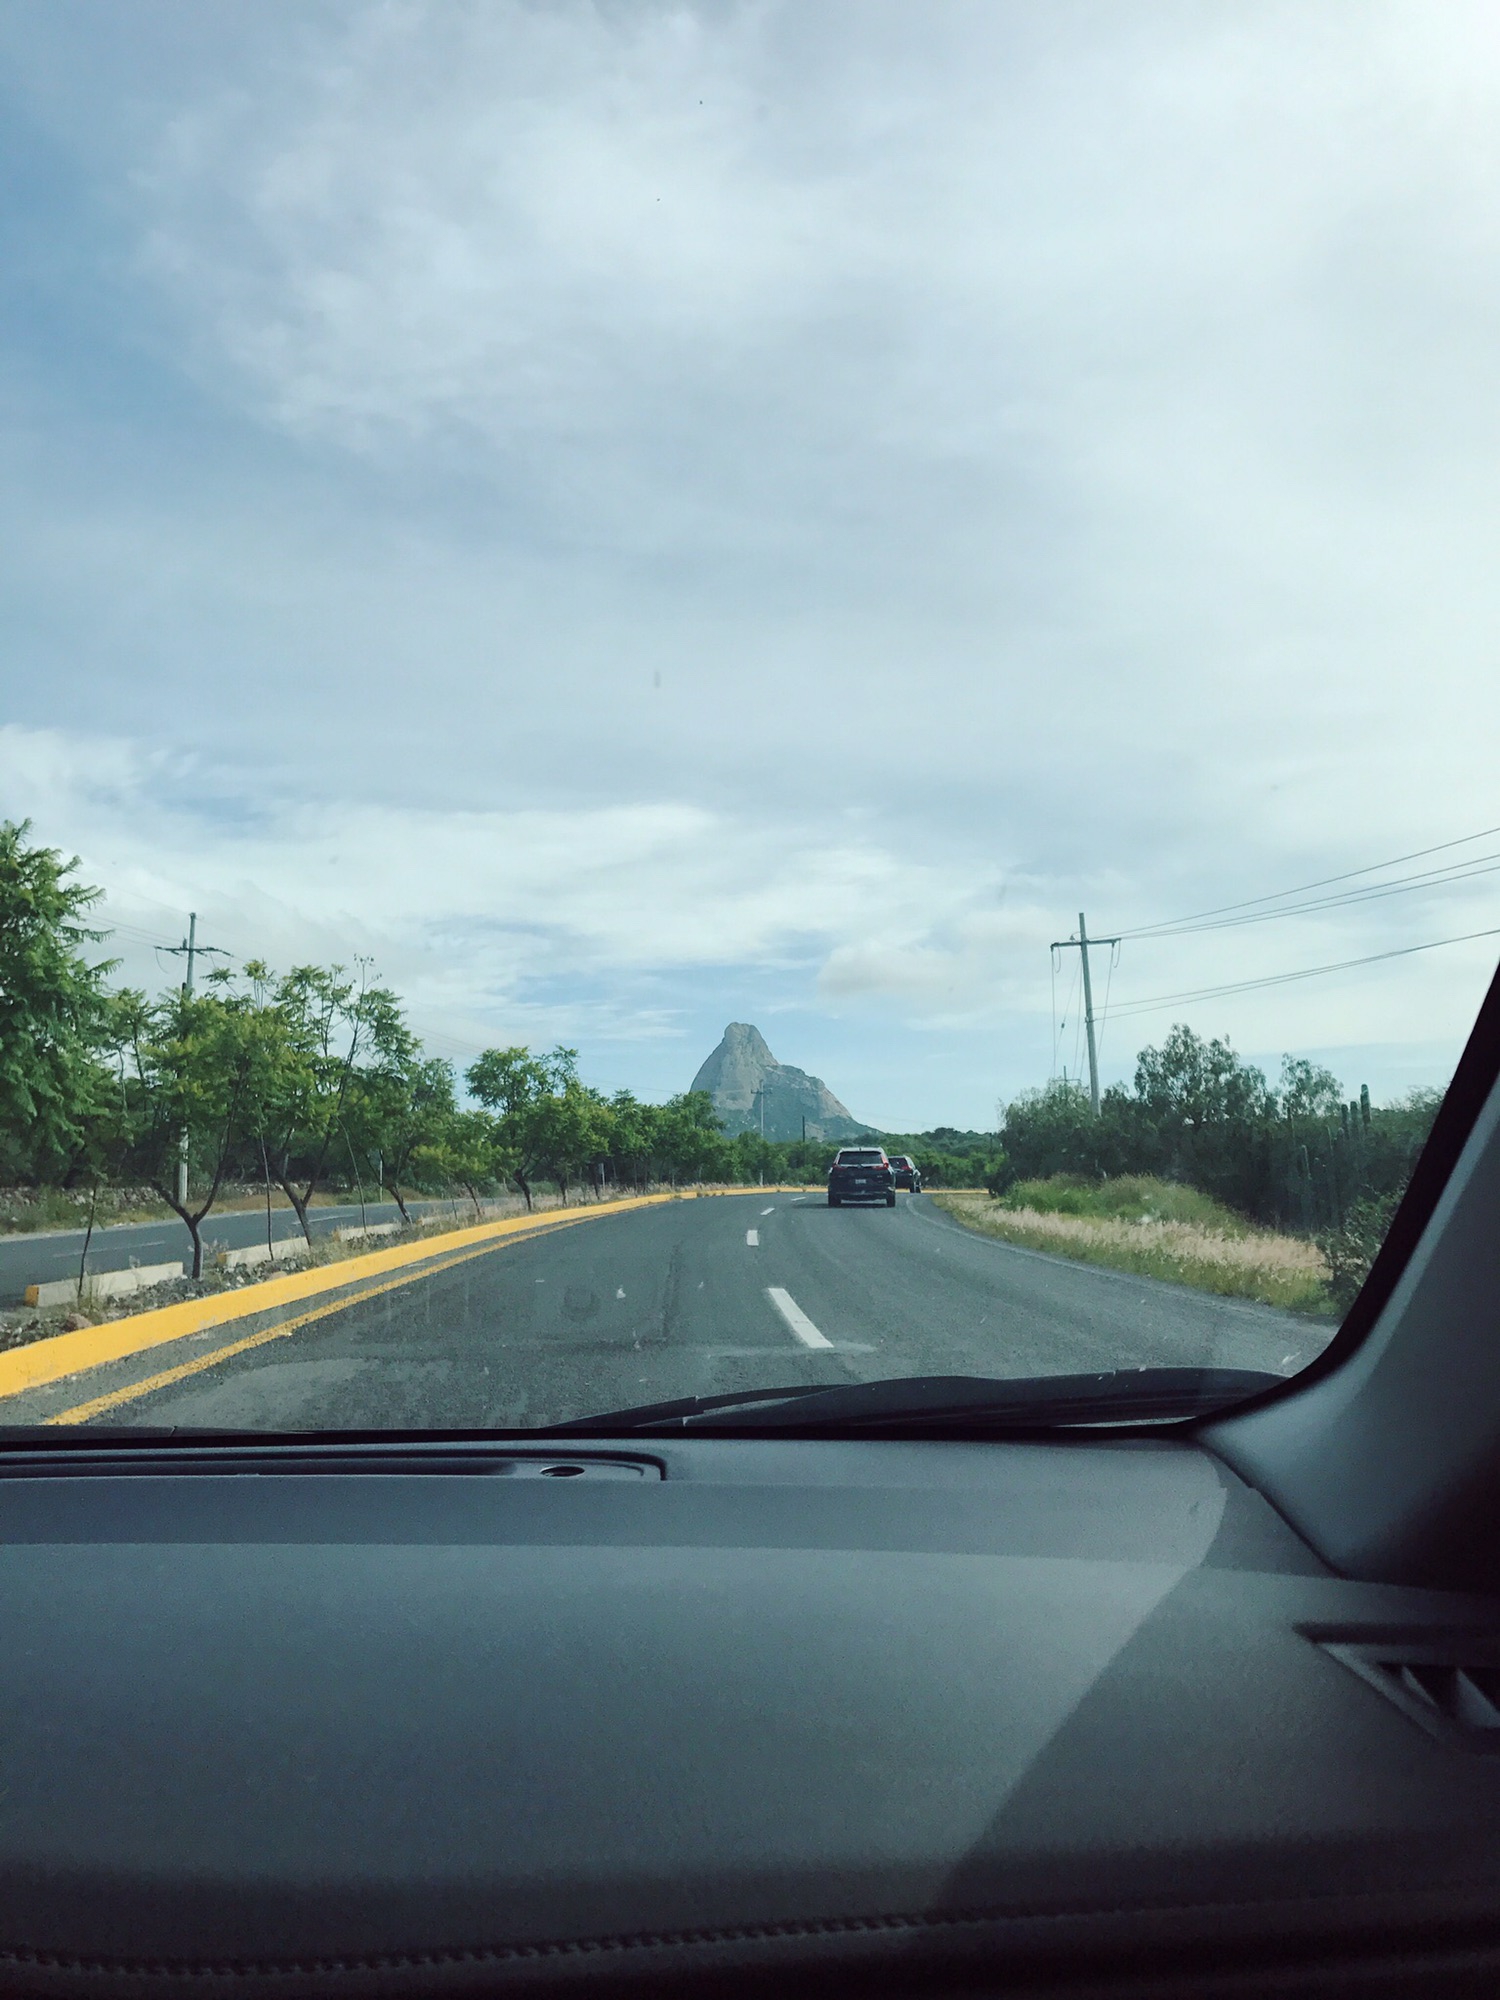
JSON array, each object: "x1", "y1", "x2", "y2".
[{"x1": 3, "y1": 1435, "x2": 1500, "y2": 1998}]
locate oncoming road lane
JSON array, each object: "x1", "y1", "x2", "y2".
[{"x1": 17, "y1": 1193, "x2": 1329, "y2": 1430}]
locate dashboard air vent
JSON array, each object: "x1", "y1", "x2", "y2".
[{"x1": 1320, "y1": 1637, "x2": 1500, "y2": 1749}]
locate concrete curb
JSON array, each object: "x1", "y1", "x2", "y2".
[
  {"x1": 217, "y1": 1239, "x2": 308, "y2": 1272},
  {"x1": 24, "y1": 1261, "x2": 185, "y2": 1310}
]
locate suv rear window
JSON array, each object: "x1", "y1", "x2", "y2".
[{"x1": 837, "y1": 1150, "x2": 887, "y2": 1165}]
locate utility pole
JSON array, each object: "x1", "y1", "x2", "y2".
[
  {"x1": 161, "y1": 914, "x2": 229, "y2": 1206},
  {"x1": 1050, "y1": 912, "x2": 1120, "y2": 1118}
]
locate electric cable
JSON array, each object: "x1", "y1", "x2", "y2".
[
  {"x1": 1121, "y1": 851, "x2": 1500, "y2": 942},
  {"x1": 1104, "y1": 924, "x2": 1500, "y2": 1024},
  {"x1": 1117, "y1": 821, "x2": 1500, "y2": 941}
]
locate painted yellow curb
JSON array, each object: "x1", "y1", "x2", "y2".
[
  {"x1": 43, "y1": 1232, "x2": 531, "y2": 1426},
  {"x1": 0, "y1": 1193, "x2": 682, "y2": 1404}
]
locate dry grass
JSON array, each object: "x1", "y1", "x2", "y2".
[{"x1": 933, "y1": 1190, "x2": 1333, "y2": 1315}]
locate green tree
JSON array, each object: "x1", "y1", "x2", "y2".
[
  {"x1": 606, "y1": 1089, "x2": 655, "y2": 1191},
  {"x1": 1277, "y1": 1056, "x2": 1343, "y2": 1121},
  {"x1": 416, "y1": 1106, "x2": 499, "y2": 1219},
  {"x1": 1000, "y1": 1079, "x2": 1097, "y2": 1181},
  {"x1": 0, "y1": 820, "x2": 117, "y2": 1183},
  {"x1": 113, "y1": 973, "x2": 294, "y2": 1277},
  {"x1": 521, "y1": 1076, "x2": 610, "y2": 1203},
  {"x1": 654, "y1": 1090, "x2": 729, "y2": 1184},
  {"x1": 466, "y1": 1045, "x2": 593, "y2": 1207},
  {"x1": 365, "y1": 1054, "x2": 458, "y2": 1222},
  {"x1": 260, "y1": 964, "x2": 408, "y2": 1246},
  {"x1": 333, "y1": 984, "x2": 450, "y2": 1223}
]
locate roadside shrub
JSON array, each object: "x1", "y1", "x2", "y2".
[
  {"x1": 1317, "y1": 1190, "x2": 1401, "y2": 1315},
  {"x1": 999, "y1": 1173, "x2": 1249, "y2": 1233}
]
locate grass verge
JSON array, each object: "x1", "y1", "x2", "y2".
[{"x1": 933, "y1": 1178, "x2": 1334, "y2": 1315}]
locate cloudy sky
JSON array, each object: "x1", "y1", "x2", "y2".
[{"x1": 2, "y1": 0, "x2": 1498, "y2": 1127}]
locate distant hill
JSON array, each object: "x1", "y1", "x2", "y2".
[{"x1": 690, "y1": 1023, "x2": 866, "y2": 1142}]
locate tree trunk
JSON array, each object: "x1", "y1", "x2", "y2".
[
  {"x1": 277, "y1": 1178, "x2": 314, "y2": 1247},
  {"x1": 514, "y1": 1171, "x2": 533, "y2": 1212},
  {"x1": 388, "y1": 1181, "x2": 411, "y2": 1225},
  {"x1": 186, "y1": 1214, "x2": 205, "y2": 1281},
  {"x1": 77, "y1": 1181, "x2": 99, "y2": 1305}
]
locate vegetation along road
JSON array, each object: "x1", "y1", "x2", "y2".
[{"x1": 10, "y1": 1191, "x2": 1336, "y2": 1431}]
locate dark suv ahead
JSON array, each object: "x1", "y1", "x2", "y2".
[
  {"x1": 886, "y1": 1153, "x2": 922, "y2": 1192},
  {"x1": 827, "y1": 1147, "x2": 896, "y2": 1207}
]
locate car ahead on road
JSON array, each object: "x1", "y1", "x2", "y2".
[
  {"x1": 827, "y1": 1146, "x2": 896, "y2": 1206},
  {"x1": 886, "y1": 1153, "x2": 922, "y2": 1192}
]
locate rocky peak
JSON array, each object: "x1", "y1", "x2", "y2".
[{"x1": 690, "y1": 1023, "x2": 864, "y2": 1143}]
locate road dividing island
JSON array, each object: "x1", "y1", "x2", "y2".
[
  {"x1": 0, "y1": 1194, "x2": 685, "y2": 1423},
  {"x1": 0, "y1": 1186, "x2": 809, "y2": 1426}
]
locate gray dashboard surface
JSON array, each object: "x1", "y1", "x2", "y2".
[{"x1": 2, "y1": 1438, "x2": 1499, "y2": 1996}]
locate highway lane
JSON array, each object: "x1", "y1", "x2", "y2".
[
  {"x1": 58, "y1": 1191, "x2": 1336, "y2": 1431},
  {"x1": 0, "y1": 1198, "x2": 452, "y2": 1306}
]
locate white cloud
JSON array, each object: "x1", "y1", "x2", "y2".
[
  {"x1": 2, "y1": 3, "x2": 1499, "y2": 1117},
  {"x1": 0, "y1": 720, "x2": 1014, "y2": 1044}
]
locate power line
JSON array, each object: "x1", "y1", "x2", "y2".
[
  {"x1": 1053, "y1": 952, "x2": 1080, "y2": 1083},
  {"x1": 108, "y1": 921, "x2": 177, "y2": 946},
  {"x1": 1104, "y1": 924, "x2": 1500, "y2": 1024},
  {"x1": 1117, "y1": 821, "x2": 1500, "y2": 941},
  {"x1": 1124, "y1": 851, "x2": 1500, "y2": 942},
  {"x1": 1049, "y1": 948, "x2": 1065, "y2": 1080},
  {"x1": 1095, "y1": 938, "x2": 1120, "y2": 1065}
]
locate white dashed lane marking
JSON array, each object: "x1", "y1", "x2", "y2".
[
  {"x1": 766, "y1": 1286, "x2": 833, "y2": 1349},
  {"x1": 745, "y1": 1229, "x2": 759, "y2": 1247},
  {"x1": 760, "y1": 1206, "x2": 775, "y2": 1215}
]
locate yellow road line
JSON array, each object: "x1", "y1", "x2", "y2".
[
  {"x1": 4, "y1": 1184, "x2": 811, "y2": 1414},
  {"x1": 47, "y1": 1184, "x2": 813, "y2": 1425},
  {"x1": 45, "y1": 1234, "x2": 528, "y2": 1425},
  {"x1": 0, "y1": 1195, "x2": 673, "y2": 1405}
]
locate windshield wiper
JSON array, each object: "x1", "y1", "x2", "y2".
[{"x1": 535, "y1": 1366, "x2": 1283, "y2": 1437}]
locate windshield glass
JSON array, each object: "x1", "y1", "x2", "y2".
[{"x1": 2, "y1": 6, "x2": 1496, "y2": 1435}]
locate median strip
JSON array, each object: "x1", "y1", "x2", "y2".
[
  {"x1": 43, "y1": 1233, "x2": 524, "y2": 1426},
  {"x1": 0, "y1": 1193, "x2": 684, "y2": 1407}
]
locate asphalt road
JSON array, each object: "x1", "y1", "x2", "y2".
[
  {"x1": 62, "y1": 1191, "x2": 1334, "y2": 1432},
  {"x1": 0, "y1": 1198, "x2": 452, "y2": 1306}
]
